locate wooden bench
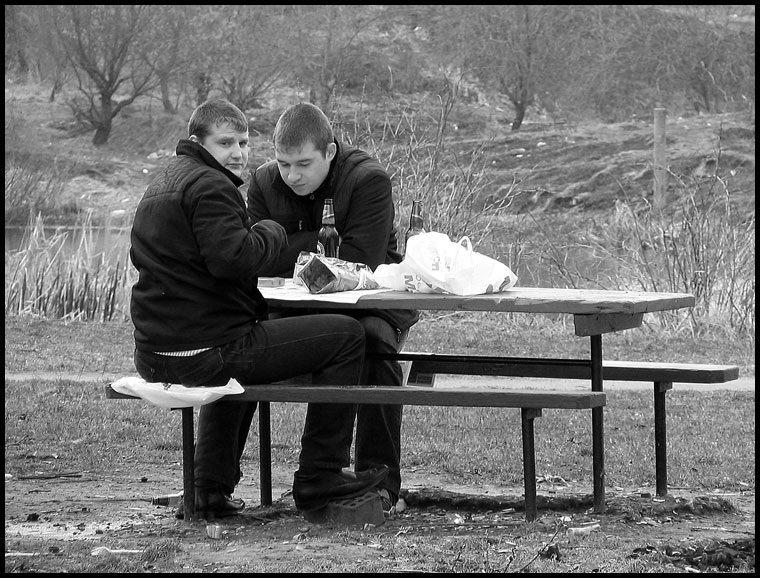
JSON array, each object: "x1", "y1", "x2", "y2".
[
  {"x1": 105, "y1": 382, "x2": 606, "y2": 523},
  {"x1": 376, "y1": 352, "x2": 740, "y2": 497}
]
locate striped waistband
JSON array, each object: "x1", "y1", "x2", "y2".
[{"x1": 153, "y1": 348, "x2": 212, "y2": 357}]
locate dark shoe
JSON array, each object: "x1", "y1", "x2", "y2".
[
  {"x1": 292, "y1": 465, "x2": 389, "y2": 512},
  {"x1": 195, "y1": 487, "x2": 245, "y2": 520},
  {"x1": 174, "y1": 494, "x2": 245, "y2": 520}
]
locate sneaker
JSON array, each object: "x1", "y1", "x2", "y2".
[{"x1": 377, "y1": 488, "x2": 397, "y2": 516}]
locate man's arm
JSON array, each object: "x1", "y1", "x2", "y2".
[
  {"x1": 192, "y1": 175, "x2": 286, "y2": 279},
  {"x1": 337, "y1": 173, "x2": 394, "y2": 269},
  {"x1": 247, "y1": 168, "x2": 313, "y2": 276}
]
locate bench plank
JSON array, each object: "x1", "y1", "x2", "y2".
[
  {"x1": 368, "y1": 352, "x2": 739, "y2": 497},
  {"x1": 104, "y1": 384, "x2": 606, "y2": 409},
  {"x1": 234, "y1": 385, "x2": 606, "y2": 409},
  {"x1": 370, "y1": 352, "x2": 739, "y2": 384},
  {"x1": 104, "y1": 382, "x2": 604, "y2": 523}
]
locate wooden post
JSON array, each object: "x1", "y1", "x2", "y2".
[{"x1": 653, "y1": 108, "x2": 667, "y2": 211}]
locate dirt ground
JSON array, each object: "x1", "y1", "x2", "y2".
[{"x1": 5, "y1": 460, "x2": 755, "y2": 573}]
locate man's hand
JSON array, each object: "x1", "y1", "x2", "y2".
[
  {"x1": 252, "y1": 219, "x2": 288, "y2": 247},
  {"x1": 251, "y1": 219, "x2": 288, "y2": 273}
]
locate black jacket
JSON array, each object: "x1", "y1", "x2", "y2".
[
  {"x1": 248, "y1": 140, "x2": 419, "y2": 333},
  {"x1": 130, "y1": 139, "x2": 286, "y2": 352}
]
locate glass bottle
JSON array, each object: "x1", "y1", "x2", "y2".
[
  {"x1": 317, "y1": 198, "x2": 340, "y2": 258},
  {"x1": 151, "y1": 490, "x2": 184, "y2": 506},
  {"x1": 404, "y1": 199, "x2": 425, "y2": 254}
]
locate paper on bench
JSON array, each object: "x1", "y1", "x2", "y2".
[
  {"x1": 259, "y1": 278, "x2": 393, "y2": 304},
  {"x1": 110, "y1": 376, "x2": 244, "y2": 408}
]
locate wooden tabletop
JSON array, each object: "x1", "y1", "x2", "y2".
[{"x1": 259, "y1": 284, "x2": 695, "y2": 316}]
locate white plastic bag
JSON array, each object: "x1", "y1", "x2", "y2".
[
  {"x1": 110, "y1": 376, "x2": 245, "y2": 408},
  {"x1": 404, "y1": 232, "x2": 518, "y2": 296},
  {"x1": 373, "y1": 261, "x2": 436, "y2": 293}
]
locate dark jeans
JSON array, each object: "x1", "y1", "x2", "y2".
[
  {"x1": 268, "y1": 311, "x2": 407, "y2": 501},
  {"x1": 134, "y1": 314, "x2": 364, "y2": 494},
  {"x1": 354, "y1": 315, "x2": 406, "y2": 500}
]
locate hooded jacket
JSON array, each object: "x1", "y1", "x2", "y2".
[
  {"x1": 130, "y1": 139, "x2": 286, "y2": 352},
  {"x1": 248, "y1": 140, "x2": 419, "y2": 333}
]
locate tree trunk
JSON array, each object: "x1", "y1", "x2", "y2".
[
  {"x1": 160, "y1": 74, "x2": 176, "y2": 114},
  {"x1": 195, "y1": 73, "x2": 211, "y2": 106},
  {"x1": 92, "y1": 124, "x2": 111, "y2": 146},
  {"x1": 511, "y1": 103, "x2": 526, "y2": 131}
]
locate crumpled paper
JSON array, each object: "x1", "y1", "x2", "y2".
[
  {"x1": 294, "y1": 251, "x2": 380, "y2": 294},
  {"x1": 110, "y1": 376, "x2": 244, "y2": 408}
]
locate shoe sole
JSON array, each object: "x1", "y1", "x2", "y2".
[
  {"x1": 295, "y1": 468, "x2": 389, "y2": 513},
  {"x1": 176, "y1": 504, "x2": 244, "y2": 521},
  {"x1": 196, "y1": 509, "x2": 243, "y2": 521}
]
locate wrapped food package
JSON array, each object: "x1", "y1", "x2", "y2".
[{"x1": 295, "y1": 251, "x2": 380, "y2": 294}]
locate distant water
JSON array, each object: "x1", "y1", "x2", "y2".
[{"x1": 5, "y1": 225, "x2": 131, "y2": 264}]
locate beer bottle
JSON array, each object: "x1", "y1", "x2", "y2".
[
  {"x1": 404, "y1": 199, "x2": 425, "y2": 254},
  {"x1": 151, "y1": 490, "x2": 184, "y2": 506},
  {"x1": 317, "y1": 198, "x2": 340, "y2": 258}
]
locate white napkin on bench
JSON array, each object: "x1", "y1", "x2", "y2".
[{"x1": 110, "y1": 376, "x2": 245, "y2": 409}]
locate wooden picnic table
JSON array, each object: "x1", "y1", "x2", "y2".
[{"x1": 260, "y1": 281, "x2": 696, "y2": 512}]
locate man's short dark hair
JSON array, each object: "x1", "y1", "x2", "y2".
[
  {"x1": 188, "y1": 99, "x2": 248, "y2": 139},
  {"x1": 273, "y1": 102, "x2": 334, "y2": 156}
]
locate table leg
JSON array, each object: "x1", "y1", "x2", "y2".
[
  {"x1": 521, "y1": 408, "x2": 541, "y2": 522},
  {"x1": 654, "y1": 381, "x2": 673, "y2": 496},
  {"x1": 258, "y1": 401, "x2": 273, "y2": 506},
  {"x1": 181, "y1": 407, "x2": 196, "y2": 521},
  {"x1": 590, "y1": 335, "x2": 605, "y2": 513}
]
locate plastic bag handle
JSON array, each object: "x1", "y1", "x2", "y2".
[{"x1": 457, "y1": 236, "x2": 473, "y2": 253}]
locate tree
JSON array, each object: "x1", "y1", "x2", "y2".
[
  {"x1": 195, "y1": 6, "x2": 290, "y2": 111},
  {"x1": 51, "y1": 5, "x2": 159, "y2": 145},
  {"x1": 5, "y1": 6, "x2": 72, "y2": 100},
  {"x1": 423, "y1": 5, "x2": 583, "y2": 131},
  {"x1": 286, "y1": 5, "x2": 388, "y2": 111},
  {"x1": 5, "y1": 5, "x2": 29, "y2": 75},
  {"x1": 138, "y1": 5, "x2": 200, "y2": 115}
]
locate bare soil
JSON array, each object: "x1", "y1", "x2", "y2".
[{"x1": 4, "y1": 461, "x2": 755, "y2": 573}]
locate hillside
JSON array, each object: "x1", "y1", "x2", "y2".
[{"x1": 4, "y1": 81, "x2": 755, "y2": 226}]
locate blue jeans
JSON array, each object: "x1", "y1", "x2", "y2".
[{"x1": 134, "y1": 314, "x2": 365, "y2": 494}]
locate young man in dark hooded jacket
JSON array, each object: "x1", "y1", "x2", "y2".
[
  {"x1": 130, "y1": 99, "x2": 388, "y2": 519},
  {"x1": 247, "y1": 102, "x2": 419, "y2": 515}
]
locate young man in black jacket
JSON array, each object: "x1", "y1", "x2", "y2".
[
  {"x1": 130, "y1": 99, "x2": 388, "y2": 519},
  {"x1": 248, "y1": 102, "x2": 419, "y2": 514}
]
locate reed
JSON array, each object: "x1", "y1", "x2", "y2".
[
  {"x1": 521, "y1": 151, "x2": 755, "y2": 336},
  {"x1": 4, "y1": 212, "x2": 136, "y2": 321},
  {"x1": 335, "y1": 87, "x2": 511, "y2": 249}
]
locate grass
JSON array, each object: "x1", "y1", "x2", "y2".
[
  {"x1": 5, "y1": 379, "x2": 753, "y2": 494},
  {"x1": 4, "y1": 376, "x2": 754, "y2": 572},
  {"x1": 4, "y1": 313, "x2": 754, "y2": 378},
  {"x1": 4, "y1": 316, "x2": 753, "y2": 572},
  {"x1": 4, "y1": 309, "x2": 755, "y2": 495}
]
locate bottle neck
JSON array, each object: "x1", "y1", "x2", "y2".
[
  {"x1": 322, "y1": 200, "x2": 335, "y2": 226},
  {"x1": 409, "y1": 201, "x2": 423, "y2": 229}
]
